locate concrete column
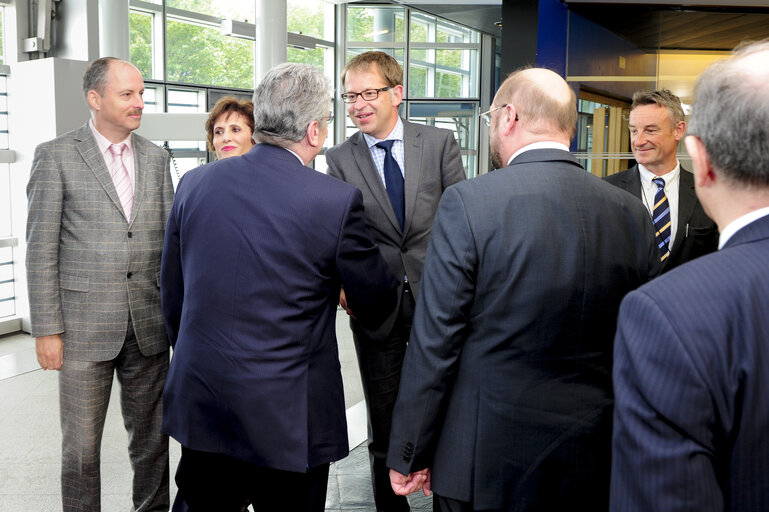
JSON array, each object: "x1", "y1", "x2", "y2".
[
  {"x1": 99, "y1": 0, "x2": 129, "y2": 59},
  {"x1": 255, "y1": 0, "x2": 287, "y2": 83}
]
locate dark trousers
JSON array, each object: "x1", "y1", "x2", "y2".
[
  {"x1": 352, "y1": 285, "x2": 416, "y2": 512},
  {"x1": 172, "y1": 446, "x2": 330, "y2": 512},
  {"x1": 434, "y1": 494, "x2": 476, "y2": 512}
]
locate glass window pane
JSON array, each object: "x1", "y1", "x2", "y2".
[
  {"x1": 408, "y1": 102, "x2": 477, "y2": 178},
  {"x1": 166, "y1": 0, "x2": 254, "y2": 23},
  {"x1": 347, "y1": 6, "x2": 405, "y2": 43},
  {"x1": 166, "y1": 19, "x2": 254, "y2": 89},
  {"x1": 0, "y1": 8, "x2": 5, "y2": 64},
  {"x1": 288, "y1": 0, "x2": 334, "y2": 42},
  {"x1": 130, "y1": 11, "x2": 153, "y2": 80},
  {"x1": 143, "y1": 84, "x2": 165, "y2": 113},
  {"x1": 167, "y1": 88, "x2": 205, "y2": 113},
  {"x1": 0, "y1": 164, "x2": 10, "y2": 236},
  {"x1": 409, "y1": 49, "x2": 478, "y2": 99},
  {"x1": 410, "y1": 12, "x2": 478, "y2": 44}
]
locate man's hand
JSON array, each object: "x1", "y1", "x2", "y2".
[
  {"x1": 390, "y1": 468, "x2": 431, "y2": 496},
  {"x1": 36, "y1": 334, "x2": 63, "y2": 371},
  {"x1": 339, "y1": 289, "x2": 355, "y2": 318}
]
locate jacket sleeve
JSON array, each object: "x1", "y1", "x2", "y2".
[
  {"x1": 335, "y1": 187, "x2": 399, "y2": 329},
  {"x1": 440, "y1": 130, "x2": 467, "y2": 189},
  {"x1": 386, "y1": 186, "x2": 476, "y2": 474},
  {"x1": 610, "y1": 289, "x2": 723, "y2": 512},
  {"x1": 26, "y1": 144, "x2": 65, "y2": 338}
]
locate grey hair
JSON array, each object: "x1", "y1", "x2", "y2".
[
  {"x1": 631, "y1": 89, "x2": 685, "y2": 127},
  {"x1": 252, "y1": 62, "x2": 330, "y2": 146},
  {"x1": 687, "y1": 39, "x2": 769, "y2": 188},
  {"x1": 83, "y1": 57, "x2": 120, "y2": 98}
]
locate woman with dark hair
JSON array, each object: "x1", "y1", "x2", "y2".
[{"x1": 205, "y1": 96, "x2": 255, "y2": 159}]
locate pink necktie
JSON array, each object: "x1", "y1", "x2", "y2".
[{"x1": 109, "y1": 143, "x2": 133, "y2": 220}]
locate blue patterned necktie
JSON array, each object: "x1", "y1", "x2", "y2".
[
  {"x1": 652, "y1": 177, "x2": 671, "y2": 262},
  {"x1": 376, "y1": 140, "x2": 405, "y2": 230}
]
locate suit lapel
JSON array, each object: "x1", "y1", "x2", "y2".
[
  {"x1": 75, "y1": 124, "x2": 126, "y2": 219},
  {"x1": 130, "y1": 134, "x2": 147, "y2": 225},
  {"x1": 670, "y1": 168, "x2": 696, "y2": 256},
  {"x1": 402, "y1": 121, "x2": 422, "y2": 236},
  {"x1": 351, "y1": 131, "x2": 402, "y2": 234},
  {"x1": 625, "y1": 165, "x2": 643, "y2": 199}
]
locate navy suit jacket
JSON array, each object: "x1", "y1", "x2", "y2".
[
  {"x1": 387, "y1": 149, "x2": 660, "y2": 510},
  {"x1": 161, "y1": 143, "x2": 399, "y2": 472},
  {"x1": 611, "y1": 213, "x2": 769, "y2": 512},
  {"x1": 604, "y1": 165, "x2": 718, "y2": 272}
]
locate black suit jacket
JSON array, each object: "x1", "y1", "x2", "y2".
[
  {"x1": 604, "y1": 165, "x2": 718, "y2": 272},
  {"x1": 387, "y1": 149, "x2": 660, "y2": 510}
]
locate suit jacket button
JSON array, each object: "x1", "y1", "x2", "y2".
[
  {"x1": 401, "y1": 246, "x2": 408, "y2": 253},
  {"x1": 127, "y1": 272, "x2": 133, "y2": 279},
  {"x1": 127, "y1": 231, "x2": 133, "y2": 238}
]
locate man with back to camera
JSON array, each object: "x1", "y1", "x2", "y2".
[
  {"x1": 386, "y1": 68, "x2": 661, "y2": 511},
  {"x1": 325, "y1": 50, "x2": 466, "y2": 511},
  {"x1": 605, "y1": 89, "x2": 718, "y2": 271},
  {"x1": 160, "y1": 62, "x2": 399, "y2": 511},
  {"x1": 610, "y1": 40, "x2": 769, "y2": 512},
  {"x1": 26, "y1": 57, "x2": 173, "y2": 511}
]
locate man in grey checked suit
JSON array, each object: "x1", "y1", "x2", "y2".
[
  {"x1": 26, "y1": 57, "x2": 173, "y2": 511},
  {"x1": 326, "y1": 51, "x2": 465, "y2": 511}
]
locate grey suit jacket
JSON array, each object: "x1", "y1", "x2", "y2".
[
  {"x1": 604, "y1": 165, "x2": 718, "y2": 272},
  {"x1": 26, "y1": 122, "x2": 173, "y2": 361},
  {"x1": 326, "y1": 119, "x2": 465, "y2": 339}
]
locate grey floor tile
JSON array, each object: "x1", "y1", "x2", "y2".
[
  {"x1": 0, "y1": 494, "x2": 59, "y2": 512},
  {"x1": 325, "y1": 474, "x2": 341, "y2": 509},
  {"x1": 337, "y1": 472, "x2": 376, "y2": 508}
]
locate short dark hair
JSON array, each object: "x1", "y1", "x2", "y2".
[
  {"x1": 631, "y1": 89, "x2": 685, "y2": 127},
  {"x1": 82, "y1": 57, "x2": 120, "y2": 98},
  {"x1": 205, "y1": 97, "x2": 255, "y2": 151},
  {"x1": 687, "y1": 39, "x2": 769, "y2": 188}
]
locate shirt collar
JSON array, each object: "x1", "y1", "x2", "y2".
[
  {"x1": 718, "y1": 206, "x2": 769, "y2": 249},
  {"x1": 507, "y1": 141, "x2": 570, "y2": 165},
  {"x1": 638, "y1": 161, "x2": 680, "y2": 186},
  {"x1": 284, "y1": 147, "x2": 305, "y2": 166},
  {"x1": 89, "y1": 118, "x2": 133, "y2": 156},
  {"x1": 363, "y1": 117, "x2": 404, "y2": 148}
]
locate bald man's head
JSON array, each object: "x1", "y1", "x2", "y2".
[{"x1": 495, "y1": 68, "x2": 577, "y2": 140}]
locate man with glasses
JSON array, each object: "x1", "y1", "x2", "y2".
[
  {"x1": 326, "y1": 50, "x2": 465, "y2": 512},
  {"x1": 161, "y1": 62, "x2": 398, "y2": 511},
  {"x1": 386, "y1": 68, "x2": 660, "y2": 511}
]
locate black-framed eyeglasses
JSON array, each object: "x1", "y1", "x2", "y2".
[
  {"x1": 341, "y1": 86, "x2": 392, "y2": 104},
  {"x1": 479, "y1": 104, "x2": 508, "y2": 127}
]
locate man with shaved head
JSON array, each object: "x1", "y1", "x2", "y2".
[
  {"x1": 386, "y1": 68, "x2": 660, "y2": 511},
  {"x1": 611, "y1": 40, "x2": 769, "y2": 512}
]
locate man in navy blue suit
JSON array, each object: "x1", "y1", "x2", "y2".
[
  {"x1": 160, "y1": 62, "x2": 399, "y2": 511},
  {"x1": 611, "y1": 40, "x2": 769, "y2": 512}
]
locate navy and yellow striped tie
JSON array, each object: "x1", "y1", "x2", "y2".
[{"x1": 652, "y1": 177, "x2": 671, "y2": 261}]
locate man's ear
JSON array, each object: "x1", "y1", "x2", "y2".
[
  {"x1": 390, "y1": 84, "x2": 404, "y2": 107},
  {"x1": 306, "y1": 119, "x2": 323, "y2": 148},
  {"x1": 87, "y1": 90, "x2": 101, "y2": 112},
  {"x1": 685, "y1": 135, "x2": 715, "y2": 189},
  {"x1": 501, "y1": 105, "x2": 518, "y2": 137},
  {"x1": 674, "y1": 120, "x2": 687, "y2": 142}
]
